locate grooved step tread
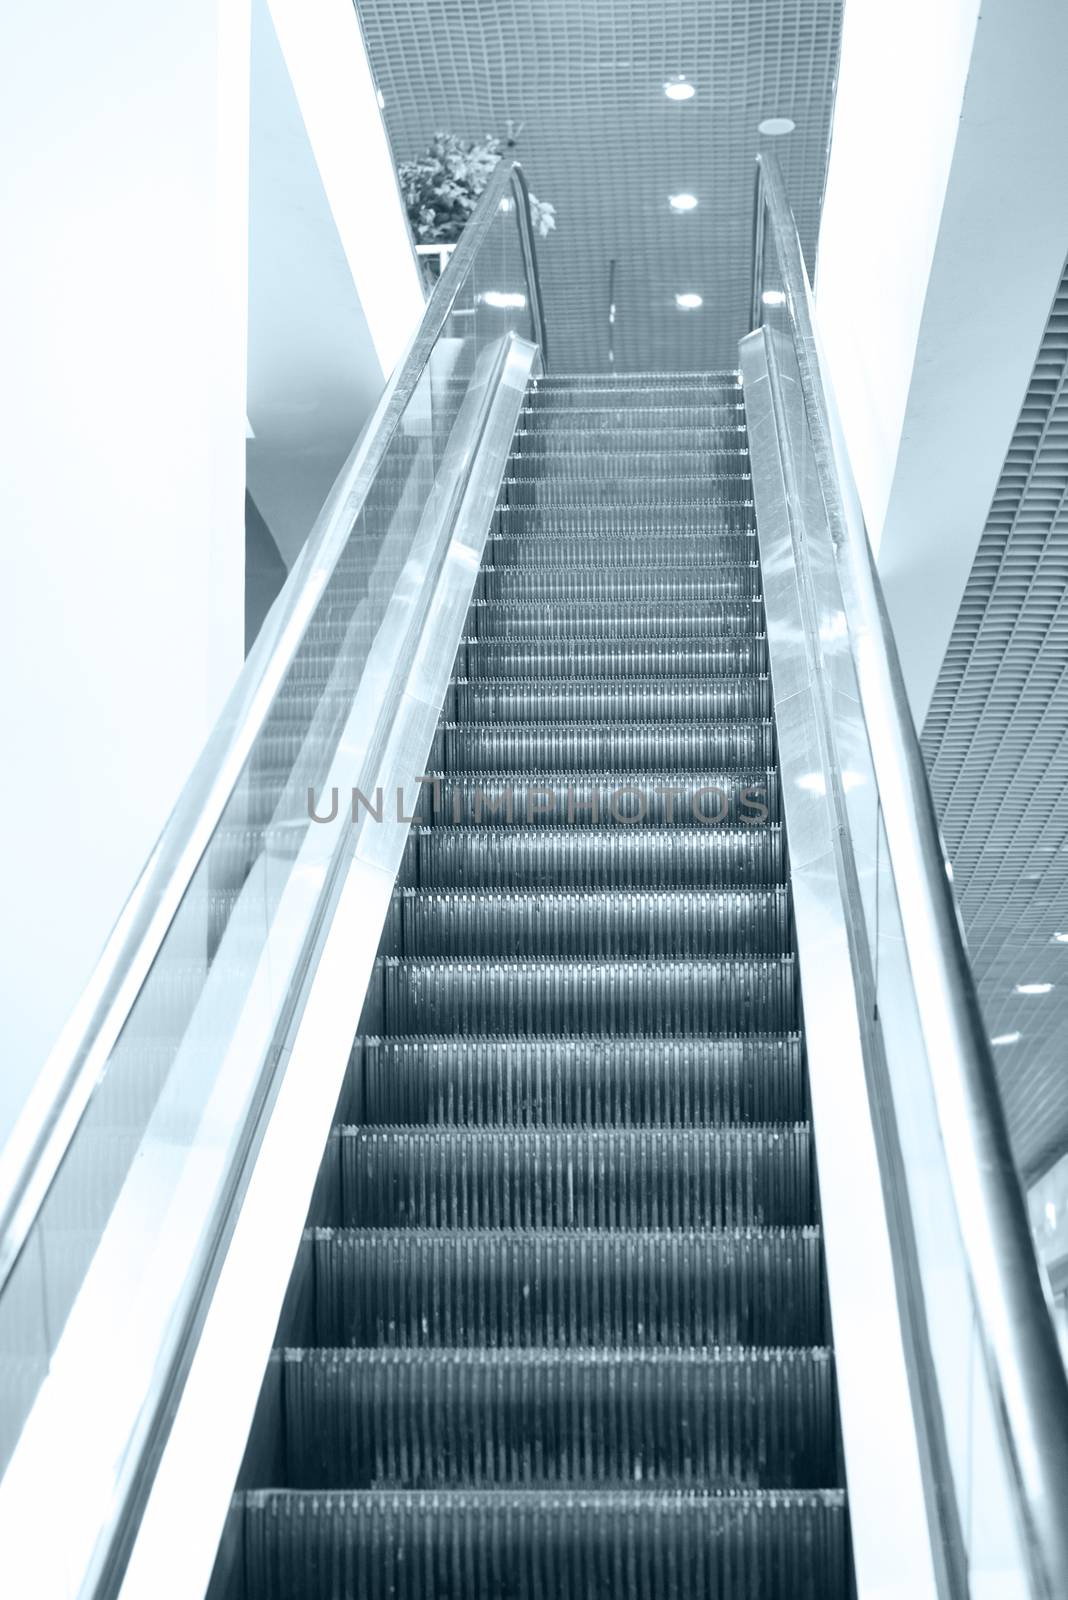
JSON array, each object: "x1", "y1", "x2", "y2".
[
  {"x1": 276, "y1": 1345, "x2": 836, "y2": 1490},
  {"x1": 305, "y1": 1226, "x2": 823, "y2": 1346},
  {"x1": 374, "y1": 955, "x2": 798, "y2": 1036},
  {"x1": 346, "y1": 1033, "x2": 804, "y2": 1126},
  {"x1": 330, "y1": 1123, "x2": 812, "y2": 1228},
  {"x1": 459, "y1": 637, "x2": 769, "y2": 678},
  {"x1": 415, "y1": 770, "x2": 780, "y2": 827},
  {"x1": 405, "y1": 822, "x2": 785, "y2": 887},
  {"x1": 449, "y1": 677, "x2": 772, "y2": 723},
  {"x1": 432, "y1": 720, "x2": 777, "y2": 773},
  {"x1": 388, "y1": 887, "x2": 790, "y2": 958},
  {"x1": 238, "y1": 1488, "x2": 849, "y2": 1600}
]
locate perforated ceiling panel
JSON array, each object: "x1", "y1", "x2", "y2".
[
  {"x1": 358, "y1": 0, "x2": 842, "y2": 372},
  {"x1": 924, "y1": 263, "x2": 1068, "y2": 1185}
]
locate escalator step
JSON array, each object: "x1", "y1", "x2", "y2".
[
  {"x1": 334, "y1": 1125, "x2": 812, "y2": 1228},
  {"x1": 531, "y1": 373, "x2": 742, "y2": 395},
  {"x1": 511, "y1": 425, "x2": 749, "y2": 451},
  {"x1": 477, "y1": 566, "x2": 761, "y2": 602},
  {"x1": 450, "y1": 677, "x2": 771, "y2": 722},
  {"x1": 278, "y1": 1346, "x2": 836, "y2": 1490},
  {"x1": 522, "y1": 398, "x2": 745, "y2": 417},
  {"x1": 432, "y1": 721, "x2": 776, "y2": 772},
  {"x1": 309, "y1": 1226, "x2": 823, "y2": 1346},
  {"x1": 407, "y1": 824, "x2": 785, "y2": 888},
  {"x1": 465, "y1": 599, "x2": 763, "y2": 636},
  {"x1": 415, "y1": 769, "x2": 779, "y2": 827},
  {"x1": 486, "y1": 532, "x2": 756, "y2": 566},
  {"x1": 500, "y1": 475, "x2": 751, "y2": 507},
  {"x1": 494, "y1": 504, "x2": 755, "y2": 534},
  {"x1": 507, "y1": 449, "x2": 751, "y2": 479},
  {"x1": 376, "y1": 956, "x2": 797, "y2": 1035},
  {"x1": 459, "y1": 636, "x2": 768, "y2": 678},
  {"x1": 350, "y1": 1034, "x2": 804, "y2": 1126},
  {"x1": 240, "y1": 1487, "x2": 849, "y2": 1600},
  {"x1": 389, "y1": 887, "x2": 790, "y2": 958}
]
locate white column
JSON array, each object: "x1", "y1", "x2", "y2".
[{"x1": 0, "y1": 0, "x2": 251, "y2": 1145}]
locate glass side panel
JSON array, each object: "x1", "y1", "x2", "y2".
[
  {"x1": 0, "y1": 190, "x2": 534, "y2": 1482},
  {"x1": 758, "y1": 274, "x2": 1031, "y2": 1589}
]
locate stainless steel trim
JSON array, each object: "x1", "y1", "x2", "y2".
[
  {"x1": 510, "y1": 165, "x2": 549, "y2": 364},
  {"x1": 751, "y1": 148, "x2": 1068, "y2": 1597},
  {"x1": 0, "y1": 158, "x2": 548, "y2": 1304},
  {"x1": 741, "y1": 325, "x2": 945, "y2": 1600},
  {"x1": 749, "y1": 161, "x2": 767, "y2": 332}
]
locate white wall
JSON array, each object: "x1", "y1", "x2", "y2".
[
  {"x1": 817, "y1": 0, "x2": 1068, "y2": 721},
  {"x1": 265, "y1": 0, "x2": 423, "y2": 380},
  {"x1": 246, "y1": 0, "x2": 419, "y2": 565},
  {"x1": 0, "y1": 2, "x2": 251, "y2": 1146},
  {"x1": 816, "y1": 0, "x2": 981, "y2": 547}
]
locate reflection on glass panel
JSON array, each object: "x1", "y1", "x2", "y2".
[
  {"x1": 0, "y1": 179, "x2": 538, "y2": 1481},
  {"x1": 756, "y1": 226, "x2": 1033, "y2": 1586}
]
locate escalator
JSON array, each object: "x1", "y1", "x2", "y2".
[
  {"x1": 2, "y1": 154, "x2": 1067, "y2": 1600},
  {"x1": 218, "y1": 372, "x2": 848, "y2": 1597}
]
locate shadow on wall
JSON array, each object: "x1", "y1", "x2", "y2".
[{"x1": 245, "y1": 490, "x2": 287, "y2": 654}]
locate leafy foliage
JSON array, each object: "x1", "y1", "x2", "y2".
[{"x1": 398, "y1": 133, "x2": 557, "y2": 244}]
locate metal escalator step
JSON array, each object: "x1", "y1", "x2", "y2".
[
  {"x1": 513, "y1": 422, "x2": 748, "y2": 446},
  {"x1": 501, "y1": 475, "x2": 751, "y2": 507},
  {"x1": 278, "y1": 1346, "x2": 836, "y2": 1489},
  {"x1": 477, "y1": 566, "x2": 762, "y2": 602},
  {"x1": 239, "y1": 1487, "x2": 849, "y2": 1600},
  {"x1": 348, "y1": 1034, "x2": 804, "y2": 1126},
  {"x1": 520, "y1": 405, "x2": 747, "y2": 431},
  {"x1": 507, "y1": 449, "x2": 751, "y2": 480},
  {"x1": 416, "y1": 770, "x2": 779, "y2": 828},
  {"x1": 408, "y1": 824, "x2": 785, "y2": 888},
  {"x1": 531, "y1": 372, "x2": 742, "y2": 396},
  {"x1": 390, "y1": 888, "x2": 790, "y2": 959},
  {"x1": 336, "y1": 1125, "x2": 811, "y2": 1228},
  {"x1": 494, "y1": 504, "x2": 755, "y2": 535},
  {"x1": 432, "y1": 721, "x2": 776, "y2": 772},
  {"x1": 459, "y1": 636, "x2": 768, "y2": 678},
  {"x1": 309, "y1": 1226, "x2": 822, "y2": 1346},
  {"x1": 450, "y1": 677, "x2": 771, "y2": 723},
  {"x1": 465, "y1": 599, "x2": 763, "y2": 637},
  {"x1": 376, "y1": 956, "x2": 797, "y2": 1036},
  {"x1": 486, "y1": 532, "x2": 756, "y2": 566}
]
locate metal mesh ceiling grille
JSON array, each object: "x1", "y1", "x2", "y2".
[
  {"x1": 358, "y1": 0, "x2": 842, "y2": 372},
  {"x1": 924, "y1": 262, "x2": 1068, "y2": 1184}
]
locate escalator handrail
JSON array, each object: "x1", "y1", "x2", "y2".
[
  {"x1": 751, "y1": 148, "x2": 1068, "y2": 1594},
  {"x1": 0, "y1": 157, "x2": 547, "y2": 1302}
]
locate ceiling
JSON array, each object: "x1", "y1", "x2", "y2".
[
  {"x1": 923, "y1": 260, "x2": 1068, "y2": 1185},
  {"x1": 357, "y1": 0, "x2": 842, "y2": 372}
]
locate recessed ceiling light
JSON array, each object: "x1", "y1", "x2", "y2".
[
  {"x1": 762, "y1": 289, "x2": 786, "y2": 307},
  {"x1": 664, "y1": 78, "x2": 696, "y2": 102},
  {"x1": 481, "y1": 290, "x2": 526, "y2": 309},
  {"x1": 759, "y1": 116, "x2": 795, "y2": 136},
  {"x1": 1051, "y1": 932, "x2": 1068, "y2": 944},
  {"x1": 991, "y1": 1032, "x2": 1022, "y2": 1046},
  {"x1": 669, "y1": 192, "x2": 699, "y2": 211},
  {"x1": 1014, "y1": 982, "x2": 1053, "y2": 995},
  {"x1": 675, "y1": 292, "x2": 703, "y2": 309}
]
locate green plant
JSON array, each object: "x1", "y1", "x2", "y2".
[{"x1": 398, "y1": 133, "x2": 556, "y2": 245}]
